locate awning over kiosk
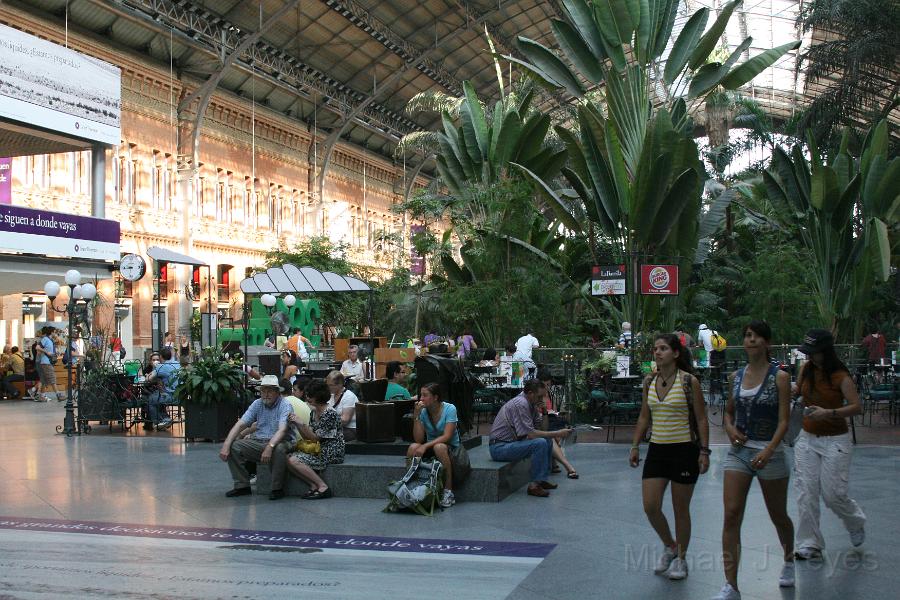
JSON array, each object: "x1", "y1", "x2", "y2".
[
  {"x1": 239, "y1": 265, "x2": 371, "y2": 294},
  {"x1": 147, "y1": 246, "x2": 208, "y2": 266}
]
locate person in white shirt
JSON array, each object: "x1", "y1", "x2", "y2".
[
  {"x1": 698, "y1": 324, "x2": 714, "y2": 353},
  {"x1": 340, "y1": 345, "x2": 364, "y2": 380},
  {"x1": 514, "y1": 333, "x2": 539, "y2": 362},
  {"x1": 326, "y1": 370, "x2": 359, "y2": 441}
]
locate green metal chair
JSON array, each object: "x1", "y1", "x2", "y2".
[{"x1": 123, "y1": 360, "x2": 142, "y2": 378}]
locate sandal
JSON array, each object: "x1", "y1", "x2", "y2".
[
  {"x1": 567, "y1": 471, "x2": 579, "y2": 479},
  {"x1": 302, "y1": 487, "x2": 333, "y2": 500}
]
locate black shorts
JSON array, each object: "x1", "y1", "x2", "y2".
[{"x1": 642, "y1": 442, "x2": 700, "y2": 485}]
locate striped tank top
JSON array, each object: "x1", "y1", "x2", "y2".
[{"x1": 648, "y1": 371, "x2": 692, "y2": 444}]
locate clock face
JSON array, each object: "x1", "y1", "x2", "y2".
[{"x1": 119, "y1": 254, "x2": 146, "y2": 282}]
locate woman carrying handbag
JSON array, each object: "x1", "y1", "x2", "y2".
[{"x1": 629, "y1": 333, "x2": 710, "y2": 581}]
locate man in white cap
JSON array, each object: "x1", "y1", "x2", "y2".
[{"x1": 219, "y1": 375, "x2": 294, "y2": 500}]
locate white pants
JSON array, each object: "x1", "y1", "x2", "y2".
[{"x1": 793, "y1": 430, "x2": 866, "y2": 550}]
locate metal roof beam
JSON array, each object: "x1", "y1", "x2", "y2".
[
  {"x1": 90, "y1": 0, "x2": 419, "y2": 140},
  {"x1": 321, "y1": 0, "x2": 463, "y2": 95}
]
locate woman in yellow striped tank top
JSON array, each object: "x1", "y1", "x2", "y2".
[{"x1": 629, "y1": 333, "x2": 710, "y2": 581}]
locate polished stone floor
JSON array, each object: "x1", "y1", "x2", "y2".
[{"x1": 1, "y1": 400, "x2": 897, "y2": 600}]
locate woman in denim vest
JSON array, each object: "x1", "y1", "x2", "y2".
[{"x1": 713, "y1": 321, "x2": 794, "y2": 600}]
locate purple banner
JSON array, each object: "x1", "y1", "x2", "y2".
[
  {"x1": 0, "y1": 157, "x2": 10, "y2": 204},
  {"x1": 0, "y1": 204, "x2": 120, "y2": 260},
  {"x1": 0, "y1": 516, "x2": 555, "y2": 558},
  {"x1": 410, "y1": 224, "x2": 425, "y2": 276}
]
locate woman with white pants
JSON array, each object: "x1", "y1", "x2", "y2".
[{"x1": 793, "y1": 329, "x2": 866, "y2": 560}]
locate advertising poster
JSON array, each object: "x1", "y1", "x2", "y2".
[
  {"x1": 640, "y1": 264, "x2": 679, "y2": 295},
  {"x1": 0, "y1": 24, "x2": 121, "y2": 144},
  {"x1": 591, "y1": 264, "x2": 627, "y2": 296}
]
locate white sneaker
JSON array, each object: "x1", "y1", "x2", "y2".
[
  {"x1": 653, "y1": 545, "x2": 677, "y2": 574},
  {"x1": 667, "y1": 556, "x2": 688, "y2": 580},
  {"x1": 249, "y1": 475, "x2": 258, "y2": 485},
  {"x1": 795, "y1": 546, "x2": 822, "y2": 560},
  {"x1": 711, "y1": 583, "x2": 741, "y2": 600},
  {"x1": 850, "y1": 527, "x2": 865, "y2": 547},
  {"x1": 439, "y1": 489, "x2": 455, "y2": 508},
  {"x1": 779, "y1": 561, "x2": 795, "y2": 588}
]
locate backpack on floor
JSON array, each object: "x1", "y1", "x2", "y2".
[{"x1": 384, "y1": 457, "x2": 444, "y2": 516}]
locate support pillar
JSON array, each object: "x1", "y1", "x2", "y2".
[{"x1": 91, "y1": 144, "x2": 106, "y2": 219}]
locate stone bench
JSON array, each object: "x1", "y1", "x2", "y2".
[{"x1": 254, "y1": 437, "x2": 532, "y2": 502}]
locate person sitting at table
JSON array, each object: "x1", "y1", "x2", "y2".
[
  {"x1": 537, "y1": 369, "x2": 578, "y2": 479},
  {"x1": 280, "y1": 349, "x2": 300, "y2": 382},
  {"x1": 287, "y1": 378, "x2": 345, "y2": 499},
  {"x1": 219, "y1": 374, "x2": 295, "y2": 500},
  {"x1": 142, "y1": 352, "x2": 161, "y2": 376},
  {"x1": 489, "y1": 379, "x2": 573, "y2": 497},
  {"x1": 146, "y1": 347, "x2": 181, "y2": 430},
  {"x1": 326, "y1": 370, "x2": 359, "y2": 441},
  {"x1": 478, "y1": 348, "x2": 499, "y2": 368},
  {"x1": 2, "y1": 346, "x2": 25, "y2": 400},
  {"x1": 340, "y1": 345, "x2": 364, "y2": 380},
  {"x1": 407, "y1": 382, "x2": 470, "y2": 508},
  {"x1": 456, "y1": 329, "x2": 478, "y2": 360},
  {"x1": 385, "y1": 361, "x2": 412, "y2": 400}
]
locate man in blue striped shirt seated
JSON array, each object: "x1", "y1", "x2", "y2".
[{"x1": 219, "y1": 375, "x2": 294, "y2": 500}]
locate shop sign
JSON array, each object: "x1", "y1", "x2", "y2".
[
  {"x1": 591, "y1": 264, "x2": 626, "y2": 295},
  {"x1": 0, "y1": 204, "x2": 120, "y2": 260},
  {"x1": 640, "y1": 264, "x2": 679, "y2": 295},
  {"x1": 0, "y1": 23, "x2": 121, "y2": 144},
  {"x1": 0, "y1": 158, "x2": 10, "y2": 204}
]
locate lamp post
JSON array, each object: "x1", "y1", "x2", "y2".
[{"x1": 44, "y1": 269, "x2": 97, "y2": 436}]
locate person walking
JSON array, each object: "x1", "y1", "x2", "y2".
[
  {"x1": 712, "y1": 321, "x2": 794, "y2": 600},
  {"x1": 629, "y1": 333, "x2": 709, "y2": 581},
  {"x1": 793, "y1": 329, "x2": 866, "y2": 560}
]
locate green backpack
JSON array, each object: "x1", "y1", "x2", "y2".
[{"x1": 384, "y1": 457, "x2": 445, "y2": 516}]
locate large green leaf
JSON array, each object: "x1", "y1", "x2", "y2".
[
  {"x1": 435, "y1": 155, "x2": 464, "y2": 198},
  {"x1": 516, "y1": 114, "x2": 551, "y2": 163},
  {"x1": 515, "y1": 37, "x2": 585, "y2": 97},
  {"x1": 555, "y1": 126, "x2": 588, "y2": 180},
  {"x1": 868, "y1": 218, "x2": 891, "y2": 281},
  {"x1": 648, "y1": 168, "x2": 700, "y2": 243},
  {"x1": 635, "y1": 0, "x2": 652, "y2": 63},
  {"x1": 493, "y1": 109, "x2": 524, "y2": 169},
  {"x1": 650, "y1": 0, "x2": 680, "y2": 60},
  {"x1": 459, "y1": 105, "x2": 484, "y2": 169},
  {"x1": 870, "y1": 159, "x2": 900, "y2": 217},
  {"x1": 511, "y1": 162, "x2": 583, "y2": 233},
  {"x1": 632, "y1": 151, "x2": 674, "y2": 243},
  {"x1": 720, "y1": 40, "x2": 801, "y2": 89},
  {"x1": 664, "y1": 8, "x2": 708, "y2": 84},
  {"x1": 722, "y1": 36, "x2": 753, "y2": 71},
  {"x1": 606, "y1": 66, "x2": 649, "y2": 179},
  {"x1": 462, "y1": 81, "x2": 489, "y2": 159},
  {"x1": 529, "y1": 148, "x2": 569, "y2": 180},
  {"x1": 579, "y1": 107, "x2": 621, "y2": 226},
  {"x1": 441, "y1": 113, "x2": 474, "y2": 180},
  {"x1": 551, "y1": 19, "x2": 605, "y2": 84},
  {"x1": 593, "y1": 0, "x2": 638, "y2": 46},
  {"x1": 688, "y1": 0, "x2": 741, "y2": 71},
  {"x1": 688, "y1": 62, "x2": 728, "y2": 98},
  {"x1": 562, "y1": 0, "x2": 609, "y2": 61}
]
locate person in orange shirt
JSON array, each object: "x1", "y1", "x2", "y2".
[{"x1": 793, "y1": 329, "x2": 866, "y2": 560}]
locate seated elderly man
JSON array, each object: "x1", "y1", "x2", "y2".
[
  {"x1": 488, "y1": 379, "x2": 573, "y2": 497},
  {"x1": 219, "y1": 375, "x2": 295, "y2": 500},
  {"x1": 340, "y1": 345, "x2": 364, "y2": 380}
]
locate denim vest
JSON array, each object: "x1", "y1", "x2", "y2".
[{"x1": 733, "y1": 365, "x2": 779, "y2": 441}]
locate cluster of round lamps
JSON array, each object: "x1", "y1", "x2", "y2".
[
  {"x1": 43, "y1": 269, "x2": 98, "y2": 303},
  {"x1": 260, "y1": 293, "x2": 296, "y2": 309}
]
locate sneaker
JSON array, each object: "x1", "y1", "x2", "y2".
[
  {"x1": 667, "y1": 557, "x2": 688, "y2": 580},
  {"x1": 249, "y1": 475, "x2": 258, "y2": 485},
  {"x1": 28, "y1": 386, "x2": 36, "y2": 397},
  {"x1": 849, "y1": 527, "x2": 865, "y2": 547},
  {"x1": 439, "y1": 489, "x2": 455, "y2": 508},
  {"x1": 156, "y1": 419, "x2": 173, "y2": 431},
  {"x1": 779, "y1": 562, "x2": 795, "y2": 588},
  {"x1": 653, "y1": 545, "x2": 677, "y2": 574},
  {"x1": 795, "y1": 547, "x2": 822, "y2": 560},
  {"x1": 712, "y1": 583, "x2": 741, "y2": 600}
]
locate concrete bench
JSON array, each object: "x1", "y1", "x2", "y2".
[{"x1": 254, "y1": 438, "x2": 532, "y2": 502}]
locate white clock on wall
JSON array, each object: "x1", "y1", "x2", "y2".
[{"x1": 119, "y1": 253, "x2": 147, "y2": 282}]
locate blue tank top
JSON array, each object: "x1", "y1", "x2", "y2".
[{"x1": 732, "y1": 365, "x2": 780, "y2": 442}]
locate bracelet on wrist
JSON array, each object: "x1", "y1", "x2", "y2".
[{"x1": 630, "y1": 445, "x2": 639, "y2": 450}]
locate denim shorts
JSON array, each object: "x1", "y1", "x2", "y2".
[{"x1": 723, "y1": 445, "x2": 789, "y2": 480}]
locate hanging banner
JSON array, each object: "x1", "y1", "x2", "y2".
[
  {"x1": 0, "y1": 23, "x2": 121, "y2": 144},
  {"x1": 0, "y1": 157, "x2": 10, "y2": 204},
  {"x1": 591, "y1": 264, "x2": 626, "y2": 296},
  {"x1": 640, "y1": 264, "x2": 679, "y2": 295},
  {"x1": 409, "y1": 224, "x2": 425, "y2": 276}
]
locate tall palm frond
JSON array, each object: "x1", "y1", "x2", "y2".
[{"x1": 404, "y1": 90, "x2": 464, "y2": 118}]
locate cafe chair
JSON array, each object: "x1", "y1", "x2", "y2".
[{"x1": 123, "y1": 360, "x2": 143, "y2": 379}]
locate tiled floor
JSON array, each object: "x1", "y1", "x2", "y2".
[{"x1": 1, "y1": 399, "x2": 897, "y2": 599}]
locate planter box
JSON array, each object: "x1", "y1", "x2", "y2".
[{"x1": 184, "y1": 401, "x2": 242, "y2": 442}]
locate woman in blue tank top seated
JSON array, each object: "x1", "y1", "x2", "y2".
[{"x1": 712, "y1": 320, "x2": 794, "y2": 600}]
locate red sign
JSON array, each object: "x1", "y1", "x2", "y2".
[{"x1": 640, "y1": 265, "x2": 679, "y2": 295}]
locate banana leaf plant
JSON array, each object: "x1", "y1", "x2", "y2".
[
  {"x1": 504, "y1": 0, "x2": 799, "y2": 335},
  {"x1": 763, "y1": 120, "x2": 897, "y2": 338}
]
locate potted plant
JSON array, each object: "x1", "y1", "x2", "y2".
[{"x1": 176, "y1": 347, "x2": 251, "y2": 442}]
